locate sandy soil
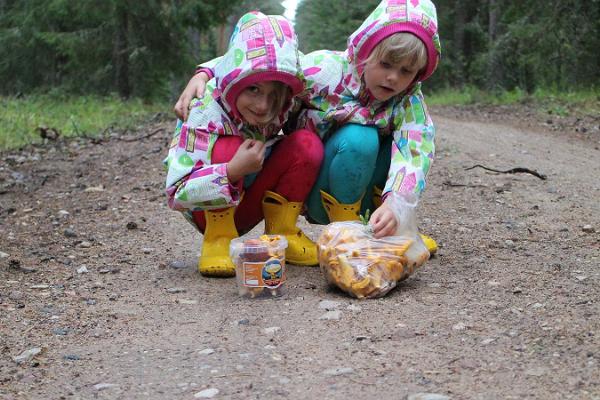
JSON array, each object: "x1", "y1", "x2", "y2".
[{"x1": 1, "y1": 108, "x2": 599, "y2": 400}]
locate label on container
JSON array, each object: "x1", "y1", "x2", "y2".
[{"x1": 241, "y1": 257, "x2": 285, "y2": 288}]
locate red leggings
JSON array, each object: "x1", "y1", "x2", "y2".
[{"x1": 192, "y1": 129, "x2": 323, "y2": 233}]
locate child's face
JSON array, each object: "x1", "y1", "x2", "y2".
[
  {"x1": 236, "y1": 81, "x2": 282, "y2": 126},
  {"x1": 363, "y1": 58, "x2": 419, "y2": 101}
]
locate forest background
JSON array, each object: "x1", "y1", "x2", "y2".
[{"x1": 1, "y1": 0, "x2": 599, "y2": 148}]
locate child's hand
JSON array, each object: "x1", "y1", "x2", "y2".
[
  {"x1": 226, "y1": 139, "x2": 266, "y2": 182},
  {"x1": 370, "y1": 201, "x2": 398, "y2": 238},
  {"x1": 174, "y1": 72, "x2": 210, "y2": 121}
]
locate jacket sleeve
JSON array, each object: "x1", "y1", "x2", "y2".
[
  {"x1": 383, "y1": 87, "x2": 435, "y2": 199},
  {"x1": 164, "y1": 120, "x2": 241, "y2": 212},
  {"x1": 194, "y1": 56, "x2": 222, "y2": 79}
]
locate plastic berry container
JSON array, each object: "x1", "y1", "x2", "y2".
[{"x1": 230, "y1": 235, "x2": 288, "y2": 299}]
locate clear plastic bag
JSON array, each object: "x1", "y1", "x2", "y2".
[{"x1": 317, "y1": 193, "x2": 430, "y2": 299}]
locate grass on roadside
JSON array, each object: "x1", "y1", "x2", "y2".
[
  {"x1": 427, "y1": 86, "x2": 600, "y2": 118},
  {"x1": 0, "y1": 94, "x2": 169, "y2": 150}
]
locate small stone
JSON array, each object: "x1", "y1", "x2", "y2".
[
  {"x1": 169, "y1": 260, "x2": 187, "y2": 269},
  {"x1": 63, "y1": 229, "x2": 77, "y2": 238},
  {"x1": 53, "y1": 328, "x2": 69, "y2": 336},
  {"x1": 582, "y1": 225, "x2": 595, "y2": 233},
  {"x1": 84, "y1": 185, "x2": 105, "y2": 192},
  {"x1": 452, "y1": 322, "x2": 467, "y2": 331},
  {"x1": 77, "y1": 266, "x2": 88, "y2": 274},
  {"x1": 166, "y1": 287, "x2": 186, "y2": 294},
  {"x1": 264, "y1": 326, "x2": 281, "y2": 335},
  {"x1": 9, "y1": 291, "x2": 23, "y2": 301},
  {"x1": 13, "y1": 347, "x2": 42, "y2": 364},
  {"x1": 319, "y1": 300, "x2": 341, "y2": 310},
  {"x1": 319, "y1": 310, "x2": 342, "y2": 320},
  {"x1": 30, "y1": 284, "x2": 49, "y2": 290},
  {"x1": 198, "y1": 348, "x2": 215, "y2": 355},
  {"x1": 194, "y1": 388, "x2": 219, "y2": 398},
  {"x1": 323, "y1": 367, "x2": 354, "y2": 376},
  {"x1": 177, "y1": 299, "x2": 198, "y2": 305},
  {"x1": 93, "y1": 383, "x2": 118, "y2": 391},
  {"x1": 126, "y1": 221, "x2": 138, "y2": 230},
  {"x1": 407, "y1": 394, "x2": 450, "y2": 400}
]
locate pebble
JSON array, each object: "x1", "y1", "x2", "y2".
[
  {"x1": 194, "y1": 388, "x2": 219, "y2": 398},
  {"x1": 319, "y1": 300, "x2": 341, "y2": 310},
  {"x1": 77, "y1": 266, "x2": 88, "y2": 274},
  {"x1": 319, "y1": 310, "x2": 342, "y2": 320},
  {"x1": 177, "y1": 299, "x2": 198, "y2": 305},
  {"x1": 582, "y1": 224, "x2": 595, "y2": 233},
  {"x1": 198, "y1": 348, "x2": 215, "y2": 355},
  {"x1": 452, "y1": 322, "x2": 467, "y2": 331},
  {"x1": 169, "y1": 260, "x2": 187, "y2": 269},
  {"x1": 407, "y1": 394, "x2": 450, "y2": 400},
  {"x1": 93, "y1": 383, "x2": 118, "y2": 391},
  {"x1": 12, "y1": 347, "x2": 42, "y2": 364},
  {"x1": 53, "y1": 328, "x2": 69, "y2": 336},
  {"x1": 264, "y1": 326, "x2": 281, "y2": 335},
  {"x1": 166, "y1": 287, "x2": 186, "y2": 294},
  {"x1": 0, "y1": 251, "x2": 9, "y2": 258},
  {"x1": 63, "y1": 228, "x2": 77, "y2": 238},
  {"x1": 30, "y1": 284, "x2": 49, "y2": 290},
  {"x1": 9, "y1": 291, "x2": 23, "y2": 301},
  {"x1": 323, "y1": 367, "x2": 354, "y2": 376}
]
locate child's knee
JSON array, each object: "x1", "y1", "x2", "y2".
[
  {"x1": 286, "y1": 129, "x2": 324, "y2": 166},
  {"x1": 333, "y1": 124, "x2": 379, "y2": 159}
]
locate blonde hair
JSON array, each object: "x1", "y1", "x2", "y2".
[
  {"x1": 266, "y1": 81, "x2": 292, "y2": 123},
  {"x1": 365, "y1": 33, "x2": 427, "y2": 72}
]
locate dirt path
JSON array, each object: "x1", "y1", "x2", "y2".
[{"x1": 1, "y1": 112, "x2": 599, "y2": 400}]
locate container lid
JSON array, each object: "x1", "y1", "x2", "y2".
[{"x1": 230, "y1": 235, "x2": 288, "y2": 258}]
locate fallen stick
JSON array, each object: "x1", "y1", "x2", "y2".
[{"x1": 465, "y1": 164, "x2": 547, "y2": 180}]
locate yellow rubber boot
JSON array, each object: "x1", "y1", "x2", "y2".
[
  {"x1": 320, "y1": 190, "x2": 361, "y2": 222},
  {"x1": 374, "y1": 186, "x2": 438, "y2": 255},
  {"x1": 420, "y1": 233, "x2": 438, "y2": 255},
  {"x1": 199, "y1": 207, "x2": 238, "y2": 277},
  {"x1": 262, "y1": 191, "x2": 318, "y2": 266}
]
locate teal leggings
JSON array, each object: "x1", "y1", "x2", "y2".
[{"x1": 306, "y1": 124, "x2": 392, "y2": 224}]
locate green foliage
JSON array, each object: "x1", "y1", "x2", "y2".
[
  {"x1": 295, "y1": 0, "x2": 380, "y2": 52},
  {"x1": 0, "y1": 94, "x2": 167, "y2": 149},
  {"x1": 296, "y1": 0, "x2": 600, "y2": 93}
]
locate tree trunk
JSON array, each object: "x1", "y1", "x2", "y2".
[
  {"x1": 453, "y1": 1, "x2": 466, "y2": 86},
  {"x1": 114, "y1": 4, "x2": 131, "y2": 99}
]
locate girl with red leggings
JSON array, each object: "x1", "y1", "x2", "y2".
[{"x1": 164, "y1": 12, "x2": 323, "y2": 277}]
